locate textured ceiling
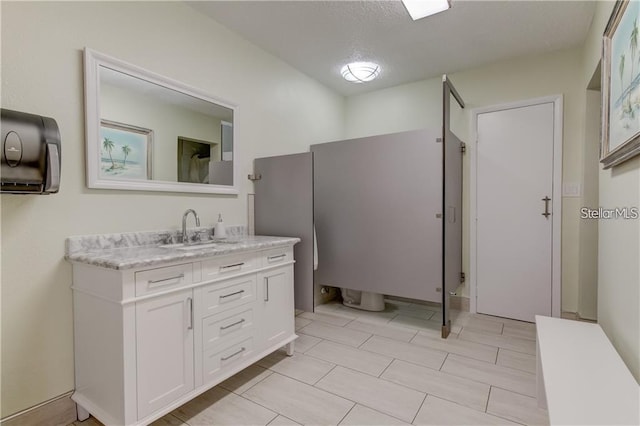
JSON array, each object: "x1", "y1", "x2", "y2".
[{"x1": 190, "y1": 0, "x2": 596, "y2": 96}]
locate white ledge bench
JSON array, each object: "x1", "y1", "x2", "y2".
[{"x1": 535, "y1": 315, "x2": 639, "y2": 425}]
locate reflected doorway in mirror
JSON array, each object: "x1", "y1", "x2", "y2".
[{"x1": 177, "y1": 136, "x2": 219, "y2": 184}]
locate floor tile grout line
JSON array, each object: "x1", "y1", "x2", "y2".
[
  {"x1": 240, "y1": 371, "x2": 355, "y2": 424},
  {"x1": 295, "y1": 332, "x2": 323, "y2": 354},
  {"x1": 409, "y1": 333, "x2": 508, "y2": 358},
  {"x1": 457, "y1": 335, "x2": 537, "y2": 356},
  {"x1": 302, "y1": 343, "x2": 394, "y2": 379},
  {"x1": 356, "y1": 332, "x2": 375, "y2": 349},
  {"x1": 230, "y1": 367, "x2": 275, "y2": 396},
  {"x1": 236, "y1": 392, "x2": 284, "y2": 424},
  {"x1": 487, "y1": 384, "x2": 549, "y2": 401},
  {"x1": 445, "y1": 351, "x2": 538, "y2": 375},
  {"x1": 438, "y1": 352, "x2": 449, "y2": 371},
  {"x1": 310, "y1": 369, "x2": 418, "y2": 425},
  {"x1": 381, "y1": 373, "x2": 493, "y2": 417},
  {"x1": 335, "y1": 401, "x2": 357, "y2": 425},
  {"x1": 444, "y1": 353, "x2": 538, "y2": 377},
  {"x1": 313, "y1": 361, "x2": 438, "y2": 413},
  {"x1": 411, "y1": 392, "x2": 429, "y2": 425},
  {"x1": 311, "y1": 363, "x2": 339, "y2": 386},
  {"x1": 461, "y1": 326, "x2": 537, "y2": 342},
  {"x1": 437, "y1": 359, "x2": 537, "y2": 398},
  {"x1": 301, "y1": 330, "x2": 371, "y2": 353},
  {"x1": 376, "y1": 355, "x2": 396, "y2": 378},
  {"x1": 485, "y1": 385, "x2": 493, "y2": 413},
  {"x1": 263, "y1": 410, "x2": 280, "y2": 426}
]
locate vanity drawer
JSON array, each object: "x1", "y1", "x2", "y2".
[
  {"x1": 202, "y1": 253, "x2": 259, "y2": 280},
  {"x1": 203, "y1": 336, "x2": 254, "y2": 384},
  {"x1": 202, "y1": 275, "x2": 256, "y2": 317},
  {"x1": 261, "y1": 248, "x2": 293, "y2": 267},
  {"x1": 135, "y1": 263, "x2": 192, "y2": 296},
  {"x1": 202, "y1": 306, "x2": 254, "y2": 352}
]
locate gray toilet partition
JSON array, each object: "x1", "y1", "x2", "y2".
[
  {"x1": 311, "y1": 129, "x2": 443, "y2": 304},
  {"x1": 253, "y1": 75, "x2": 464, "y2": 338}
]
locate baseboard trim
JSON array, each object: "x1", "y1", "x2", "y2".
[
  {"x1": 450, "y1": 295, "x2": 470, "y2": 312},
  {"x1": 562, "y1": 311, "x2": 597, "y2": 323},
  {"x1": 1, "y1": 391, "x2": 76, "y2": 426}
]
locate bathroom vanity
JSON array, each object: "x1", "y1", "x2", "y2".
[{"x1": 66, "y1": 230, "x2": 299, "y2": 426}]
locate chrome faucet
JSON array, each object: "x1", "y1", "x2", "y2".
[{"x1": 182, "y1": 209, "x2": 200, "y2": 245}]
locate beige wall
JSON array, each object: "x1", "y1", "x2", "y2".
[
  {"x1": 581, "y1": 0, "x2": 640, "y2": 381},
  {"x1": 0, "y1": 2, "x2": 344, "y2": 418},
  {"x1": 346, "y1": 47, "x2": 585, "y2": 313}
]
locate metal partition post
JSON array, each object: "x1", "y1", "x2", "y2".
[{"x1": 441, "y1": 74, "x2": 465, "y2": 338}]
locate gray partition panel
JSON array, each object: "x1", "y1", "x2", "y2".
[
  {"x1": 254, "y1": 153, "x2": 314, "y2": 312},
  {"x1": 312, "y1": 129, "x2": 442, "y2": 302}
]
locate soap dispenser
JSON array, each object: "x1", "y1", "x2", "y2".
[{"x1": 214, "y1": 213, "x2": 226, "y2": 239}]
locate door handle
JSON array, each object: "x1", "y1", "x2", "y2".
[
  {"x1": 187, "y1": 297, "x2": 193, "y2": 330},
  {"x1": 542, "y1": 196, "x2": 551, "y2": 218}
]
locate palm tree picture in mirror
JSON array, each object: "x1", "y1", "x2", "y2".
[{"x1": 99, "y1": 120, "x2": 153, "y2": 180}]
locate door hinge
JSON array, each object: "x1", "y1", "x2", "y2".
[
  {"x1": 460, "y1": 142, "x2": 466, "y2": 154},
  {"x1": 460, "y1": 272, "x2": 466, "y2": 283},
  {"x1": 248, "y1": 173, "x2": 262, "y2": 181}
]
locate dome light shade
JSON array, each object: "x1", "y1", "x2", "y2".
[
  {"x1": 402, "y1": 0, "x2": 450, "y2": 20},
  {"x1": 341, "y1": 62, "x2": 381, "y2": 83}
]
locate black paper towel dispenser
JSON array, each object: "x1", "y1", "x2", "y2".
[{"x1": 1, "y1": 108, "x2": 61, "y2": 194}]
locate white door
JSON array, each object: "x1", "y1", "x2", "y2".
[{"x1": 476, "y1": 102, "x2": 555, "y2": 322}]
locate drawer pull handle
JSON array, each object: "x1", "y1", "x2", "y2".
[
  {"x1": 221, "y1": 347, "x2": 245, "y2": 361},
  {"x1": 220, "y1": 318, "x2": 245, "y2": 330},
  {"x1": 220, "y1": 289, "x2": 245, "y2": 300},
  {"x1": 268, "y1": 254, "x2": 286, "y2": 262},
  {"x1": 148, "y1": 273, "x2": 184, "y2": 284},
  {"x1": 220, "y1": 262, "x2": 245, "y2": 270}
]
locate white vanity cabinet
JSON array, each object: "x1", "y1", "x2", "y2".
[{"x1": 70, "y1": 243, "x2": 297, "y2": 426}]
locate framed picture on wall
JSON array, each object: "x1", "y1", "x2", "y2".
[
  {"x1": 601, "y1": 0, "x2": 640, "y2": 169},
  {"x1": 99, "y1": 120, "x2": 153, "y2": 180}
]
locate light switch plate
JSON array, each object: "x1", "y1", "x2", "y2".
[{"x1": 562, "y1": 182, "x2": 582, "y2": 197}]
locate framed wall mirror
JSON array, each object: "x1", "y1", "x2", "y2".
[{"x1": 84, "y1": 48, "x2": 238, "y2": 194}]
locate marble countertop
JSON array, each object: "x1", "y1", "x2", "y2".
[{"x1": 65, "y1": 227, "x2": 300, "y2": 270}]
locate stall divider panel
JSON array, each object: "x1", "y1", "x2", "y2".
[
  {"x1": 312, "y1": 129, "x2": 442, "y2": 302},
  {"x1": 254, "y1": 152, "x2": 315, "y2": 312}
]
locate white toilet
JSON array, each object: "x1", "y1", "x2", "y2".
[{"x1": 340, "y1": 288, "x2": 385, "y2": 311}]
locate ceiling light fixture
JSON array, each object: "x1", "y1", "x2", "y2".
[
  {"x1": 401, "y1": 0, "x2": 450, "y2": 21},
  {"x1": 341, "y1": 62, "x2": 381, "y2": 83}
]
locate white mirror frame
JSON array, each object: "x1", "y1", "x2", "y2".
[{"x1": 84, "y1": 48, "x2": 239, "y2": 194}]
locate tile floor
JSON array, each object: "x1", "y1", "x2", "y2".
[{"x1": 72, "y1": 300, "x2": 549, "y2": 426}]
